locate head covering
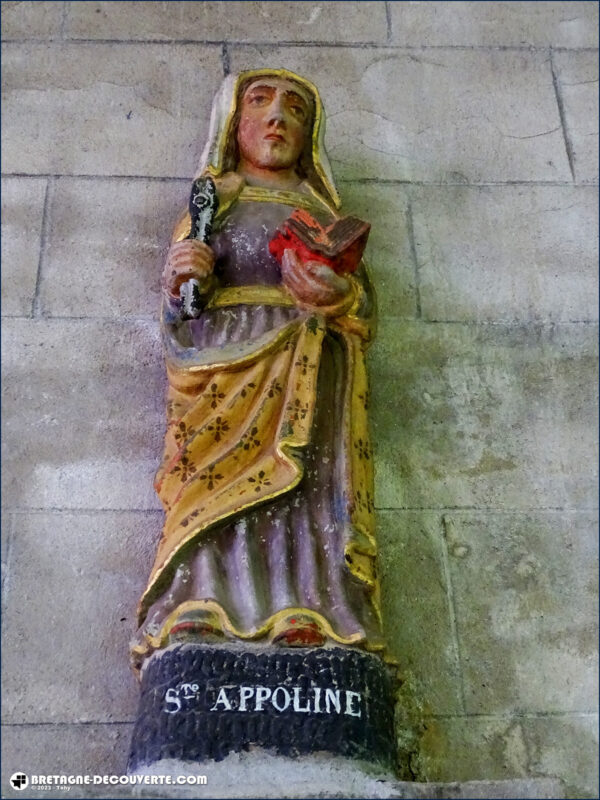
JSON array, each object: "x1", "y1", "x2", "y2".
[{"x1": 196, "y1": 69, "x2": 341, "y2": 210}]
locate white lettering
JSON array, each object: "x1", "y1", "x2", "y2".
[
  {"x1": 209, "y1": 687, "x2": 232, "y2": 711},
  {"x1": 345, "y1": 690, "x2": 362, "y2": 717},
  {"x1": 271, "y1": 686, "x2": 291, "y2": 711},
  {"x1": 205, "y1": 683, "x2": 363, "y2": 716},
  {"x1": 313, "y1": 686, "x2": 323, "y2": 713},
  {"x1": 150, "y1": 776, "x2": 159, "y2": 785},
  {"x1": 164, "y1": 687, "x2": 182, "y2": 714},
  {"x1": 255, "y1": 686, "x2": 272, "y2": 711},
  {"x1": 239, "y1": 686, "x2": 254, "y2": 711},
  {"x1": 293, "y1": 687, "x2": 311, "y2": 712},
  {"x1": 325, "y1": 688, "x2": 341, "y2": 714}
]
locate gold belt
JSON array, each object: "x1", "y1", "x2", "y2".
[{"x1": 206, "y1": 285, "x2": 296, "y2": 309}]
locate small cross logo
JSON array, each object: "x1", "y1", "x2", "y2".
[{"x1": 10, "y1": 773, "x2": 28, "y2": 791}]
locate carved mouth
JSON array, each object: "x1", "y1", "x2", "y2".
[{"x1": 264, "y1": 134, "x2": 286, "y2": 143}]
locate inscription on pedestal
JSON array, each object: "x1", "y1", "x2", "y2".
[
  {"x1": 128, "y1": 645, "x2": 396, "y2": 772},
  {"x1": 164, "y1": 681, "x2": 363, "y2": 716}
]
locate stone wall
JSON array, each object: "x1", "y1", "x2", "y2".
[{"x1": 2, "y1": 2, "x2": 598, "y2": 797}]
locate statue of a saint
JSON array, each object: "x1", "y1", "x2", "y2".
[{"x1": 132, "y1": 69, "x2": 384, "y2": 673}]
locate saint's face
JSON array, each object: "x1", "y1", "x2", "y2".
[{"x1": 237, "y1": 77, "x2": 311, "y2": 173}]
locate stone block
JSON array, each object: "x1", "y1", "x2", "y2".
[
  {"x1": 1, "y1": 318, "x2": 165, "y2": 510},
  {"x1": 39, "y1": 178, "x2": 187, "y2": 318},
  {"x1": 445, "y1": 511, "x2": 598, "y2": 715},
  {"x1": 370, "y1": 320, "x2": 598, "y2": 510},
  {"x1": 0, "y1": 739, "x2": 566, "y2": 800},
  {"x1": 132, "y1": 757, "x2": 565, "y2": 800},
  {"x1": 1, "y1": 43, "x2": 222, "y2": 177},
  {"x1": 1, "y1": 511, "x2": 160, "y2": 723},
  {"x1": 0, "y1": 1, "x2": 63, "y2": 39},
  {"x1": 419, "y1": 713, "x2": 598, "y2": 799},
  {"x1": 65, "y1": 1, "x2": 388, "y2": 44},
  {"x1": 1, "y1": 723, "x2": 133, "y2": 797},
  {"x1": 419, "y1": 714, "x2": 539, "y2": 785},
  {"x1": 525, "y1": 713, "x2": 599, "y2": 799},
  {"x1": 230, "y1": 47, "x2": 571, "y2": 183},
  {"x1": 378, "y1": 511, "x2": 462, "y2": 715},
  {"x1": 389, "y1": 2, "x2": 599, "y2": 48},
  {"x1": 554, "y1": 50, "x2": 599, "y2": 184},
  {"x1": 410, "y1": 185, "x2": 599, "y2": 323},
  {"x1": 1, "y1": 177, "x2": 46, "y2": 317},
  {"x1": 341, "y1": 183, "x2": 415, "y2": 318},
  {"x1": 0, "y1": 723, "x2": 570, "y2": 799}
]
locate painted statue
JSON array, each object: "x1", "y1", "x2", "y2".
[{"x1": 132, "y1": 69, "x2": 383, "y2": 672}]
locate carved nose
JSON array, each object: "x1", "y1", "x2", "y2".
[
  {"x1": 268, "y1": 96, "x2": 286, "y2": 126},
  {"x1": 268, "y1": 110, "x2": 285, "y2": 126}
]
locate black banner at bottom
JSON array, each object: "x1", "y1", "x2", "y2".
[{"x1": 128, "y1": 645, "x2": 396, "y2": 771}]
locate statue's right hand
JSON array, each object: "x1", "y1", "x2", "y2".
[{"x1": 162, "y1": 240, "x2": 216, "y2": 296}]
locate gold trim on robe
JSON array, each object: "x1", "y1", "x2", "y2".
[{"x1": 135, "y1": 284, "x2": 382, "y2": 663}]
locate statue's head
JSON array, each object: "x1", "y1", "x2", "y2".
[
  {"x1": 198, "y1": 69, "x2": 341, "y2": 209},
  {"x1": 235, "y1": 75, "x2": 313, "y2": 176}
]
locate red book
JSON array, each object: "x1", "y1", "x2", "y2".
[{"x1": 269, "y1": 209, "x2": 370, "y2": 275}]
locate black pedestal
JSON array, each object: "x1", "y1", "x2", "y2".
[{"x1": 128, "y1": 644, "x2": 396, "y2": 772}]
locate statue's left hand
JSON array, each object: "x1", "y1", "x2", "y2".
[{"x1": 281, "y1": 249, "x2": 351, "y2": 308}]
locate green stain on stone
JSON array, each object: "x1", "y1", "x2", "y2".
[{"x1": 461, "y1": 450, "x2": 517, "y2": 477}]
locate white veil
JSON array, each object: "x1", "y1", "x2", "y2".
[{"x1": 195, "y1": 69, "x2": 341, "y2": 210}]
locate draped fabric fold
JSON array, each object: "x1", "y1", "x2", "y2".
[
  {"x1": 133, "y1": 286, "x2": 382, "y2": 664},
  {"x1": 140, "y1": 308, "x2": 326, "y2": 622}
]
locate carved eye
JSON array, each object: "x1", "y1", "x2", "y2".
[
  {"x1": 249, "y1": 93, "x2": 268, "y2": 105},
  {"x1": 290, "y1": 105, "x2": 306, "y2": 119}
]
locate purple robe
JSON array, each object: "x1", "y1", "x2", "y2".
[{"x1": 136, "y1": 198, "x2": 381, "y2": 652}]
